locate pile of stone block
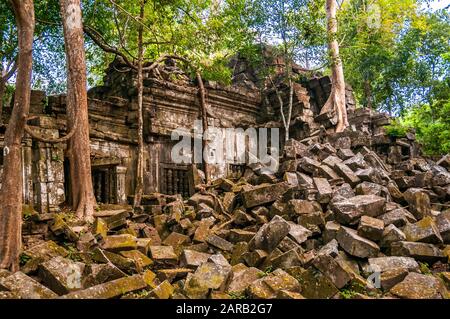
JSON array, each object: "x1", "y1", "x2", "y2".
[{"x1": 1, "y1": 128, "x2": 450, "y2": 300}]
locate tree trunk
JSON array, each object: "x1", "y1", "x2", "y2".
[
  {"x1": 0, "y1": 0, "x2": 34, "y2": 271},
  {"x1": 0, "y1": 78, "x2": 5, "y2": 123},
  {"x1": 60, "y1": 0, "x2": 96, "y2": 221},
  {"x1": 196, "y1": 72, "x2": 210, "y2": 184},
  {"x1": 320, "y1": 0, "x2": 348, "y2": 133},
  {"x1": 364, "y1": 79, "x2": 373, "y2": 109},
  {"x1": 133, "y1": 1, "x2": 145, "y2": 208}
]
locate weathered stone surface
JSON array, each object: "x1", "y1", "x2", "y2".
[
  {"x1": 60, "y1": 275, "x2": 148, "y2": 299},
  {"x1": 313, "y1": 177, "x2": 333, "y2": 204},
  {"x1": 206, "y1": 234, "x2": 234, "y2": 252},
  {"x1": 402, "y1": 216, "x2": 443, "y2": 244},
  {"x1": 313, "y1": 252, "x2": 355, "y2": 289},
  {"x1": 380, "y1": 268, "x2": 409, "y2": 291},
  {"x1": 403, "y1": 188, "x2": 431, "y2": 220},
  {"x1": 357, "y1": 216, "x2": 384, "y2": 241},
  {"x1": 285, "y1": 199, "x2": 322, "y2": 216},
  {"x1": 246, "y1": 269, "x2": 300, "y2": 299},
  {"x1": 390, "y1": 272, "x2": 444, "y2": 299},
  {"x1": 296, "y1": 268, "x2": 339, "y2": 299},
  {"x1": 381, "y1": 224, "x2": 406, "y2": 247},
  {"x1": 323, "y1": 221, "x2": 341, "y2": 243},
  {"x1": 336, "y1": 226, "x2": 380, "y2": 258},
  {"x1": 288, "y1": 222, "x2": 312, "y2": 245},
  {"x1": 38, "y1": 256, "x2": 85, "y2": 295},
  {"x1": 367, "y1": 256, "x2": 419, "y2": 273},
  {"x1": 251, "y1": 215, "x2": 291, "y2": 252},
  {"x1": 436, "y1": 211, "x2": 450, "y2": 244},
  {"x1": 227, "y1": 267, "x2": 261, "y2": 295},
  {"x1": 149, "y1": 280, "x2": 175, "y2": 299},
  {"x1": 180, "y1": 250, "x2": 211, "y2": 268},
  {"x1": 149, "y1": 246, "x2": 178, "y2": 263},
  {"x1": 334, "y1": 163, "x2": 361, "y2": 186},
  {"x1": 331, "y1": 195, "x2": 386, "y2": 224},
  {"x1": 21, "y1": 241, "x2": 69, "y2": 274},
  {"x1": 228, "y1": 229, "x2": 256, "y2": 243},
  {"x1": 243, "y1": 249, "x2": 269, "y2": 267},
  {"x1": 101, "y1": 234, "x2": 137, "y2": 252},
  {"x1": 299, "y1": 157, "x2": 322, "y2": 173},
  {"x1": 379, "y1": 208, "x2": 417, "y2": 228},
  {"x1": 0, "y1": 272, "x2": 58, "y2": 299},
  {"x1": 241, "y1": 183, "x2": 290, "y2": 208},
  {"x1": 193, "y1": 217, "x2": 215, "y2": 243},
  {"x1": 183, "y1": 262, "x2": 231, "y2": 298},
  {"x1": 82, "y1": 263, "x2": 125, "y2": 288},
  {"x1": 390, "y1": 241, "x2": 445, "y2": 262},
  {"x1": 119, "y1": 250, "x2": 153, "y2": 270}
]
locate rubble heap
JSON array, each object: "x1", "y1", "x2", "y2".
[{"x1": 1, "y1": 127, "x2": 450, "y2": 300}]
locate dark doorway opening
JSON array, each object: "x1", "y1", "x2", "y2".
[{"x1": 92, "y1": 165, "x2": 117, "y2": 204}]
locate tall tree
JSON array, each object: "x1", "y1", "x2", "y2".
[
  {"x1": 133, "y1": 0, "x2": 145, "y2": 208},
  {"x1": 0, "y1": 0, "x2": 35, "y2": 271},
  {"x1": 320, "y1": 0, "x2": 348, "y2": 132},
  {"x1": 247, "y1": 0, "x2": 307, "y2": 141},
  {"x1": 59, "y1": 0, "x2": 96, "y2": 221}
]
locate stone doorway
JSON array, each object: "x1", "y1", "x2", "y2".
[{"x1": 92, "y1": 165, "x2": 117, "y2": 204}]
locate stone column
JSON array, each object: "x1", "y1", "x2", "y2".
[{"x1": 115, "y1": 165, "x2": 127, "y2": 204}]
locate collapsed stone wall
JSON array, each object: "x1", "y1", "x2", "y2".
[{"x1": 1, "y1": 57, "x2": 366, "y2": 213}]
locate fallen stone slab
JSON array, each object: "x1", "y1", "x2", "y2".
[
  {"x1": 101, "y1": 234, "x2": 137, "y2": 252},
  {"x1": 227, "y1": 267, "x2": 261, "y2": 295},
  {"x1": 119, "y1": 250, "x2": 153, "y2": 270},
  {"x1": 206, "y1": 234, "x2": 234, "y2": 252},
  {"x1": 60, "y1": 275, "x2": 148, "y2": 299},
  {"x1": 380, "y1": 268, "x2": 409, "y2": 291},
  {"x1": 402, "y1": 216, "x2": 443, "y2": 244},
  {"x1": 312, "y1": 253, "x2": 355, "y2": 289},
  {"x1": 82, "y1": 263, "x2": 125, "y2": 288},
  {"x1": 180, "y1": 250, "x2": 212, "y2": 268},
  {"x1": 367, "y1": 256, "x2": 419, "y2": 273},
  {"x1": 379, "y1": 208, "x2": 417, "y2": 228},
  {"x1": 149, "y1": 246, "x2": 178, "y2": 264},
  {"x1": 246, "y1": 269, "x2": 300, "y2": 299},
  {"x1": 336, "y1": 226, "x2": 380, "y2": 258},
  {"x1": 331, "y1": 195, "x2": 386, "y2": 225},
  {"x1": 296, "y1": 268, "x2": 339, "y2": 299},
  {"x1": 435, "y1": 211, "x2": 450, "y2": 243},
  {"x1": 148, "y1": 280, "x2": 175, "y2": 299},
  {"x1": 0, "y1": 271, "x2": 58, "y2": 299},
  {"x1": 357, "y1": 216, "x2": 384, "y2": 242},
  {"x1": 334, "y1": 162, "x2": 361, "y2": 186},
  {"x1": 183, "y1": 262, "x2": 231, "y2": 298},
  {"x1": 403, "y1": 188, "x2": 431, "y2": 220},
  {"x1": 288, "y1": 222, "x2": 313, "y2": 245},
  {"x1": 390, "y1": 241, "x2": 445, "y2": 263},
  {"x1": 21, "y1": 240, "x2": 69, "y2": 274},
  {"x1": 390, "y1": 272, "x2": 444, "y2": 299},
  {"x1": 241, "y1": 182, "x2": 290, "y2": 208},
  {"x1": 38, "y1": 256, "x2": 85, "y2": 295},
  {"x1": 298, "y1": 157, "x2": 322, "y2": 173},
  {"x1": 313, "y1": 177, "x2": 333, "y2": 204},
  {"x1": 250, "y1": 215, "x2": 291, "y2": 252},
  {"x1": 380, "y1": 224, "x2": 406, "y2": 247}
]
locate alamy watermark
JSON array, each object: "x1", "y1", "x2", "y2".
[{"x1": 171, "y1": 120, "x2": 280, "y2": 174}]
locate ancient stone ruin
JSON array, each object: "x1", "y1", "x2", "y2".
[{"x1": 0, "y1": 56, "x2": 449, "y2": 299}]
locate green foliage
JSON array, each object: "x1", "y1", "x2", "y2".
[
  {"x1": 340, "y1": 288, "x2": 358, "y2": 299},
  {"x1": 228, "y1": 291, "x2": 247, "y2": 299},
  {"x1": 385, "y1": 119, "x2": 409, "y2": 138},
  {"x1": 19, "y1": 253, "x2": 31, "y2": 266},
  {"x1": 402, "y1": 100, "x2": 450, "y2": 155},
  {"x1": 419, "y1": 262, "x2": 432, "y2": 275}
]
